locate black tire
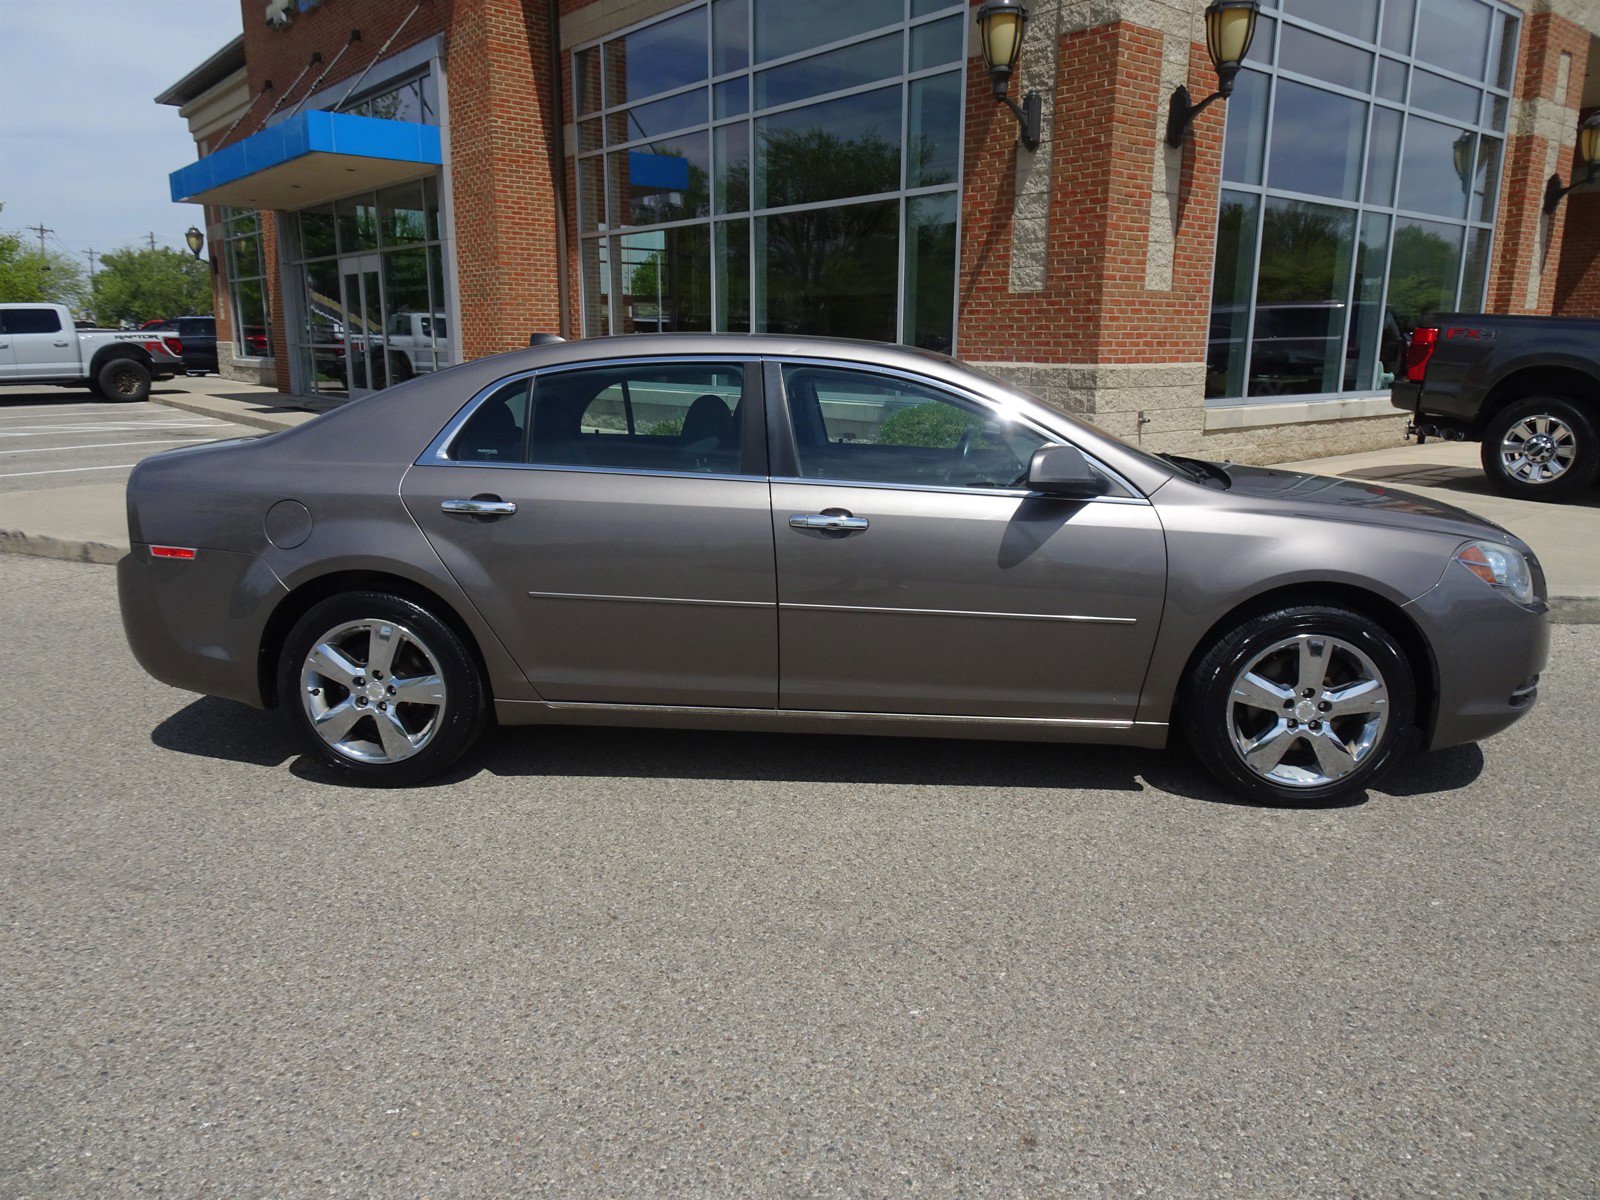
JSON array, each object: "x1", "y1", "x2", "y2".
[
  {"x1": 388, "y1": 353, "x2": 414, "y2": 384},
  {"x1": 278, "y1": 591, "x2": 488, "y2": 786},
  {"x1": 96, "y1": 356, "x2": 151, "y2": 402},
  {"x1": 1480, "y1": 395, "x2": 1600, "y2": 502},
  {"x1": 1181, "y1": 605, "x2": 1417, "y2": 805}
]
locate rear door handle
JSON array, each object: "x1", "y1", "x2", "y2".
[
  {"x1": 53, "y1": 341, "x2": 70, "y2": 347},
  {"x1": 789, "y1": 512, "x2": 869, "y2": 533},
  {"x1": 442, "y1": 497, "x2": 517, "y2": 517}
]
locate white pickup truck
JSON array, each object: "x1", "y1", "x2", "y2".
[{"x1": 0, "y1": 303, "x2": 182, "y2": 402}]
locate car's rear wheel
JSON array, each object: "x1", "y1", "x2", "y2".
[
  {"x1": 1181, "y1": 605, "x2": 1416, "y2": 805},
  {"x1": 1481, "y1": 395, "x2": 1600, "y2": 501},
  {"x1": 278, "y1": 591, "x2": 487, "y2": 786},
  {"x1": 96, "y1": 357, "x2": 151, "y2": 403}
]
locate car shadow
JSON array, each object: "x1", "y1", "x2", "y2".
[
  {"x1": 1341, "y1": 463, "x2": 1600, "y2": 510},
  {"x1": 147, "y1": 696, "x2": 1464, "y2": 810}
]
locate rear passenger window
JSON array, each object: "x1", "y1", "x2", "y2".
[
  {"x1": 451, "y1": 378, "x2": 531, "y2": 462},
  {"x1": 1, "y1": 308, "x2": 63, "y2": 334},
  {"x1": 449, "y1": 364, "x2": 750, "y2": 474},
  {"x1": 476, "y1": 363, "x2": 750, "y2": 475}
]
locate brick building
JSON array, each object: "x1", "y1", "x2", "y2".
[{"x1": 160, "y1": 0, "x2": 1599, "y2": 463}]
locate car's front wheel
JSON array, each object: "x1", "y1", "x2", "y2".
[
  {"x1": 1481, "y1": 395, "x2": 1600, "y2": 501},
  {"x1": 278, "y1": 591, "x2": 487, "y2": 786},
  {"x1": 1181, "y1": 605, "x2": 1416, "y2": 805}
]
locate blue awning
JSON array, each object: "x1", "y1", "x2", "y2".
[{"x1": 169, "y1": 110, "x2": 442, "y2": 209}]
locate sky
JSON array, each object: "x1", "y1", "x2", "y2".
[{"x1": 0, "y1": 0, "x2": 244, "y2": 268}]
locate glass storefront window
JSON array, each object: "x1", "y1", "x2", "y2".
[
  {"x1": 219, "y1": 208, "x2": 271, "y2": 359},
  {"x1": 287, "y1": 178, "x2": 451, "y2": 396},
  {"x1": 342, "y1": 73, "x2": 438, "y2": 125},
  {"x1": 753, "y1": 0, "x2": 900, "y2": 63},
  {"x1": 757, "y1": 198, "x2": 899, "y2": 341},
  {"x1": 1206, "y1": 0, "x2": 1516, "y2": 403},
  {"x1": 575, "y1": 0, "x2": 963, "y2": 353}
]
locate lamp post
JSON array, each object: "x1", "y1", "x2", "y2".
[
  {"x1": 1167, "y1": 0, "x2": 1261, "y2": 148},
  {"x1": 1454, "y1": 131, "x2": 1477, "y2": 196},
  {"x1": 975, "y1": 0, "x2": 1041, "y2": 151},
  {"x1": 1543, "y1": 111, "x2": 1600, "y2": 215},
  {"x1": 184, "y1": 226, "x2": 205, "y2": 260}
]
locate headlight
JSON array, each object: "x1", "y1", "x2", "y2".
[{"x1": 1456, "y1": 540, "x2": 1535, "y2": 604}]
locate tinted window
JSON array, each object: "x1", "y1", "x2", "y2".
[
  {"x1": 451, "y1": 378, "x2": 532, "y2": 463},
  {"x1": 2, "y1": 308, "x2": 63, "y2": 335},
  {"x1": 179, "y1": 317, "x2": 215, "y2": 337},
  {"x1": 782, "y1": 365, "x2": 1049, "y2": 490},
  {"x1": 454, "y1": 364, "x2": 750, "y2": 476}
]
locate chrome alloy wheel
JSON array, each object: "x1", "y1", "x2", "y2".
[
  {"x1": 1499, "y1": 415, "x2": 1578, "y2": 485},
  {"x1": 1226, "y1": 634, "x2": 1390, "y2": 789},
  {"x1": 299, "y1": 619, "x2": 448, "y2": 764}
]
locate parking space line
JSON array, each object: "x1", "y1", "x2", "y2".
[
  {"x1": 0, "y1": 463, "x2": 139, "y2": 479},
  {"x1": 1, "y1": 438, "x2": 215, "y2": 455},
  {"x1": 0, "y1": 422, "x2": 226, "y2": 438}
]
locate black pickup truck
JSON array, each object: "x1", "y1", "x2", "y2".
[{"x1": 1391, "y1": 313, "x2": 1600, "y2": 501}]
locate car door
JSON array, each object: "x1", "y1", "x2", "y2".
[
  {"x1": 0, "y1": 315, "x2": 17, "y2": 380},
  {"x1": 5, "y1": 307, "x2": 79, "y2": 380},
  {"x1": 768, "y1": 360, "x2": 1167, "y2": 722},
  {"x1": 402, "y1": 357, "x2": 778, "y2": 708}
]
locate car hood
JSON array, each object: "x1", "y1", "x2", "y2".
[{"x1": 1216, "y1": 463, "x2": 1520, "y2": 544}]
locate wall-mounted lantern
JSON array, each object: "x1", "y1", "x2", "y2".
[
  {"x1": 975, "y1": 0, "x2": 1042, "y2": 151},
  {"x1": 1544, "y1": 112, "x2": 1600, "y2": 215},
  {"x1": 1167, "y1": 0, "x2": 1261, "y2": 149},
  {"x1": 184, "y1": 226, "x2": 205, "y2": 260}
]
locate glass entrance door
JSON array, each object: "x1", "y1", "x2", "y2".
[{"x1": 339, "y1": 254, "x2": 385, "y2": 395}]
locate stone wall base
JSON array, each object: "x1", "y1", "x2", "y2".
[
  {"x1": 217, "y1": 343, "x2": 277, "y2": 388},
  {"x1": 983, "y1": 360, "x2": 1411, "y2": 466}
]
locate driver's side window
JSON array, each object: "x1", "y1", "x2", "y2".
[{"x1": 781, "y1": 364, "x2": 1048, "y2": 490}]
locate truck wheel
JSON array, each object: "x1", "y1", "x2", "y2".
[
  {"x1": 96, "y1": 357, "x2": 151, "y2": 403},
  {"x1": 1481, "y1": 396, "x2": 1600, "y2": 501}
]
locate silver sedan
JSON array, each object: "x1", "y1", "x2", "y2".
[{"x1": 118, "y1": 335, "x2": 1549, "y2": 804}]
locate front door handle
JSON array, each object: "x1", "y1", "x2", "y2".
[
  {"x1": 53, "y1": 341, "x2": 71, "y2": 347},
  {"x1": 789, "y1": 512, "x2": 869, "y2": 533},
  {"x1": 442, "y1": 497, "x2": 517, "y2": 518}
]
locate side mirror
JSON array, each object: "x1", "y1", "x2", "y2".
[{"x1": 1027, "y1": 444, "x2": 1107, "y2": 497}]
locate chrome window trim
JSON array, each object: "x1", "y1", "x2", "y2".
[
  {"x1": 420, "y1": 354, "x2": 1150, "y2": 505},
  {"x1": 769, "y1": 475, "x2": 1150, "y2": 506},
  {"x1": 767, "y1": 354, "x2": 1151, "y2": 502}
]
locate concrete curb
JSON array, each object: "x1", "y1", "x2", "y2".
[
  {"x1": 150, "y1": 392, "x2": 314, "y2": 433},
  {"x1": 1551, "y1": 595, "x2": 1600, "y2": 625},
  {"x1": 2, "y1": 536, "x2": 1595, "y2": 625},
  {"x1": 0, "y1": 530, "x2": 126, "y2": 567}
]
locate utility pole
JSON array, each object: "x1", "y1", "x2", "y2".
[
  {"x1": 84, "y1": 248, "x2": 98, "y2": 284},
  {"x1": 145, "y1": 232, "x2": 160, "y2": 251},
  {"x1": 26, "y1": 223, "x2": 53, "y2": 254}
]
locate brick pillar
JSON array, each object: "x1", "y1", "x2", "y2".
[
  {"x1": 1552, "y1": 105, "x2": 1599, "y2": 315},
  {"x1": 263, "y1": 211, "x2": 287, "y2": 390},
  {"x1": 957, "y1": 2, "x2": 1224, "y2": 451},
  {"x1": 1485, "y1": 11, "x2": 1592, "y2": 315},
  {"x1": 447, "y1": 0, "x2": 564, "y2": 359}
]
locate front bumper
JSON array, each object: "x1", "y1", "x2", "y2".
[
  {"x1": 1404, "y1": 558, "x2": 1550, "y2": 750},
  {"x1": 118, "y1": 545, "x2": 288, "y2": 708}
]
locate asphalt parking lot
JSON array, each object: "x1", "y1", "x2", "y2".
[
  {"x1": 0, "y1": 387, "x2": 257, "y2": 495},
  {"x1": 2, "y1": 554, "x2": 1596, "y2": 1197}
]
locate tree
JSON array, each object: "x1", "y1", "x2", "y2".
[
  {"x1": 91, "y1": 246, "x2": 212, "y2": 325},
  {"x1": 0, "y1": 229, "x2": 89, "y2": 311},
  {"x1": 877, "y1": 402, "x2": 980, "y2": 448}
]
